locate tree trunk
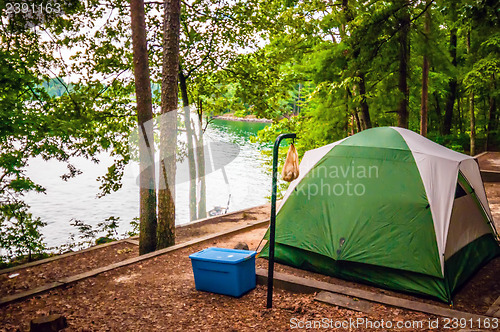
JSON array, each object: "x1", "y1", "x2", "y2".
[
  {"x1": 397, "y1": 0, "x2": 410, "y2": 129},
  {"x1": 353, "y1": 111, "x2": 361, "y2": 132},
  {"x1": 157, "y1": 0, "x2": 180, "y2": 249},
  {"x1": 358, "y1": 73, "x2": 372, "y2": 129},
  {"x1": 195, "y1": 128, "x2": 207, "y2": 219},
  {"x1": 178, "y1": 67, "x2": 197, "y2": 221},
  {"x1": 342, "y1": 0, "x2": 352, "y2": 135},
  {"x1": 457, "y1": 95, "x2": 462, "y2": 134},
  {"x1": 433, "y1": 91, "x2": 442, "y2": 130},
  {"x1": 420, "y1": 2, "x2": 431, "y2": 137},
  {"x1": 340, "y1": 0, "x2": 350, "y2": 39},
  {"x1": 345, "y1": 93, "x2": 350, "y2": 136},
  {"x1": 470, "y1": 93, "x2": 476, "y2": 155},
  {"x1": 420, "y1": 56, "x2": 429, "y2": 136},
  {"x1": 467, "y1": 30, "x2": 475, "y2": 155},
  {"x1": 342, "y1": 0, "x2": 371, "y2": 130},
  {"x1": 130, "y1": 0, "x2": 157, "y2": 255},
  {"x1": 443, "y1": 28, "x2": 457, "y2": 135},
  {"x1": 196, "y1": 99, "x2": 207, "y2": 219},
  {"x1": 486, "y1": 77, "x2": 497, "y2": 150}
]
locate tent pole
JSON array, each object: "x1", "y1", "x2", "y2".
[{"x1": 267, "y1": 133, "x2": 296, "y2": 309}]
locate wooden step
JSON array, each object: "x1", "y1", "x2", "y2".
[
  {"x1": 485, "y1": 296, "x2": 500, "y2": 317},
  {"x1": 315, "y1": 291, "x2": 376, "y2": 314}
]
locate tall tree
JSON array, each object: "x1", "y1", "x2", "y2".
[
  {"x1": 466, "y1": 29, "x2": 475, "y2": 155},
  {"x1": 130, "y1": 0, "x2": 157, "y2": 254},
  {"x1": 343, "y1": 0, "x2": 371, "y2": 130},
  {"x1": 443, "y1": 5, "x2": 457, "y2": 135},
  {"x1": 195, "y1": 100, "x2": 207, "y2": 220},
  {"x1": 175, "y1": 0, "x2": 258, "y2": 219},
  {"x1": 420, "y1": 1, "x2": 431, "y2": 137},
  {"x1": 178, "y1": 66, "x2": 197, "y2": 221},
  {"x1": 397, "y1": 0, "x2": 410, "y2": 128},
  {"x1": 157, "y1": 0, "x2": 181, "y2": 249},
  {"x1": 470, "y1": 93, "x2": 476, "y2": 155},
  {"x1": 357, "y1": 73, "x2": 372, "y2": 129},
  {"x1": 486, "y1": 77, "x2": 497, "y2": 150}
]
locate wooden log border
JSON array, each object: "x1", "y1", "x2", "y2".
[{"x1": 255, "y1": 268, "x2": 494, "y2": 320}]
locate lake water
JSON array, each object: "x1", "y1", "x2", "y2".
[{"x1": 24, "y1": 119, "x2": 271, "y2": 248}]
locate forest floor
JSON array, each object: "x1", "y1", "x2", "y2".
[
  {"x1": 0, "y1": 224, "x2": 442, "y2": 331},
  {"x1": 1, "y1": 224, "x2": 443, "y2": 332},
  {"x1": 477, "y1": 152, "x2": 500, "y2": 172},
  {"x1": 478, "y1": 152, "x2": 500, "y2": 225},
  {"x1": 0, "y1": 205, "x2": 270, "y2": 299},
  {"x1": 1, "y1": 163, "x2": 500, "y2": 331}
]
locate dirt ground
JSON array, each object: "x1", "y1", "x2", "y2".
[
  {"x1": 0, "y1": 242, "x2": 138, "y2": 298},
  {"x1": 476, "y1": 152, "x2": 500, "y2": 230},
  {"x1": 485, "y1": 182, "x2": 500, "y2": 230},
  {"x1": 477, "y1": 152, "x2": 500, "y2": 172},
  {"x1": 1, "y1": 227, "x2": 442, "y2": 332},
  {"x1": 175, "y1": 204, "x2": 270, "y2": 244},
  {"x1": 0, "y1": 205, "x2": 269, "y2": 301},
  {"x1": 1, "y1": 176, "x2": 499, "y2": 331}
]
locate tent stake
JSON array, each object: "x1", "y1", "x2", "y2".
[{"x1": 267, "y1": 133, "x2": 296, "y2": 309}]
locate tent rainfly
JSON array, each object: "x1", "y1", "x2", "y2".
[{"x1": 260, "y1": 127, "x2": 500, "y2": 302}]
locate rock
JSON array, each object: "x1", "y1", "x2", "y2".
[
  {"x1": 30, "y1": 314, "x2": 67, "y2": 332},
  {"x1": 234, "y1": 242, "x2": 249, "y2": 251}
]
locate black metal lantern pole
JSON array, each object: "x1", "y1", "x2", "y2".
[{"x1": 267, "y1": 133, "x2": 296, "y2": 309}]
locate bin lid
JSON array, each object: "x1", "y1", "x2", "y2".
[{"x1": 189, "y1": 247, "x2": 257, "y2": 264}]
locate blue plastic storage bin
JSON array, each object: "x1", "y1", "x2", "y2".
[{"x1": 189, "y1": 247, "x2": 257, "y2": 297}]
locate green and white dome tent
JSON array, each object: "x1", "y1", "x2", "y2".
[{"x1": 260, "y1": 126, "x2": 499, "y2": 302}]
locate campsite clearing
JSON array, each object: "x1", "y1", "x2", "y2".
[
  {"x1": 0, "y1": 225, "x2": 441, "y2": 331},
  {"x1": 0, "y1": 215, "x2": 498, "y2": 331},
  {"x1": 1, "y1": 150, "x2": 500, "y2": 330}
]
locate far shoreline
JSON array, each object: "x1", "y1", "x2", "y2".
[{"x1": 211, "y1": 114, "x2": 273, "y2": 123}]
